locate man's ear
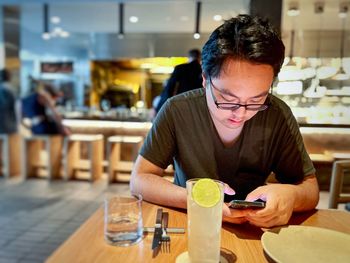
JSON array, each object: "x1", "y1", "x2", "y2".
[{"x1": 202, "y1": 73, "x2": 207, "y2": 88}]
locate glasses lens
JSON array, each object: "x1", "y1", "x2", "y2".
[
  {"x1": 217, "y1": 103, "x2": 268, "y2": 111},
  {"x1": 246, "y1": 104, "x2": 268, "y2": 111},
  {"x1": 217, "y1": 104, "x2": 240, "y2": 110}
]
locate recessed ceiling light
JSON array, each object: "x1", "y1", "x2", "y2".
[
  {"x1": 213, "y1": 15, "x2": 222, "y2": 21},
  {"x1": 51, "y1": 16, "x2": 61, "y2": 24},
  {"x1": 60, "y1": 31, "x2": 70, "y2": 38},
  {"x1": 180, "y1": 16, "x2": 189, "y2": 21},
  {"x1": 129, "y1": 16, "x2": 139, "y2": 23}
]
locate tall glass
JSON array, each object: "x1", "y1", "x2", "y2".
[{"x1": 186, "y1": 178, "x2": 224, "y2": 263}]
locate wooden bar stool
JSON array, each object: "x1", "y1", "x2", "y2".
[
  {"x1": 107, "y1": 135, "x2": 143, "y2": 183},
  {"x1": 0, "y1": 134, "x2": 21, "y2": 178},
  {"x1": 63, "y1": 134, "x2": 103, "y2": 182},
  {"x1": 329, "y1": 159, "x2": 350, "y2": 209},
  {"x1": 22, "y1": 135, "x2": 63, "y2": 180}
]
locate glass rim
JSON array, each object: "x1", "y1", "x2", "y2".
[
  {"x1": 186, "y1": 178, "x2": 224, "y2": 185},
  {"x1": 104, "y1": 194, "x2": 143, "y2": 204}
]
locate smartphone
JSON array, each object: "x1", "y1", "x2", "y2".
[{"x1": 228, "y1": 200, "x2": 265, "y2": 209}]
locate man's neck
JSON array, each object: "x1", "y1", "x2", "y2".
[{"x1": 212, "y1": 117, "x2": 244, "y2": 147}]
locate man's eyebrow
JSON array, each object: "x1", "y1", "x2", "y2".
[{"x1": 219, "y1": 88, "x2": 269, "y2": 99}]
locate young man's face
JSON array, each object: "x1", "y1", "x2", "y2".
[{"x1": 204, "y1": 59, "x2": 274, "y2": 130}]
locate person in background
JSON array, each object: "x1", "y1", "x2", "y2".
[
  {"x1": 130, "y1": 14, "x2": 319, "y2": 228},
  {"x1": 21, "y1": 78, "x2": 71, "y2": 136},
  {"x1": 0, "y1": 69, "x2": 18, "y2": 134},
  {"x1": 155, "y1": 48, "x2": 203, "y2": 113}
]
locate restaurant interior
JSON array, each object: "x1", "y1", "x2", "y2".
[{"x1": 0, "y1": 0, "x2": 350, "y2": 262}]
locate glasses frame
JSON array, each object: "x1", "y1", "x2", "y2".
[{"x1": 208, "y1": 78, "x2": 270, "y2": 111}]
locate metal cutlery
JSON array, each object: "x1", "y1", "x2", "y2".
[
  {"x1": 151, "y1": 208, "x2": 163, "y2": 250},
  {"x1": 161, "y1": 212, "x2": 170, "y2": 253}
]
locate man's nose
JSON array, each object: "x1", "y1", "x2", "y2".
[{"x1": 232, "y1": 106, "x2": 247, "y2": 117}]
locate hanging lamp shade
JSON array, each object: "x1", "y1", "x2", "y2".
[
  {"x1": 279, "y1": 29, "x2": 304, "y2": 81},
  {"x1": 42, "y1": 3, "x2": 50, "y2": 40},
  {"x1": 332, "y1": 4, "x2": 349, "y2": 80},
  {"x1": 193, "y1": 1, "x2": 201, "y2": 39},
  {"x1": 118, "y1": 2, "x2": 124, "y2": 39}
]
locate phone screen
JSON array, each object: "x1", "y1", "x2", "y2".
[{"x1": 229, "y1": 200, "x2": 265, "y2": 209}]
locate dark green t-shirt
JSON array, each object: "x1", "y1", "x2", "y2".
[{"x1": 140, "y1": 88, "x2": 315, "y2": 200}]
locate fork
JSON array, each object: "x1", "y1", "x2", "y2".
[{"x1": 161, "y1": 212, "x2": 170, "y2": 253}]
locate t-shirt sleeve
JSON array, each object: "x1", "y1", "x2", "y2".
[
  {"x1": 140, "y1": 100, "x2": 176, "y2": 169},
  {"x1": 272, "y1": 106, "x2": 316, "y2": 183}
]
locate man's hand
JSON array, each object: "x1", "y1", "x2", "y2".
[
  {"x1": 243, "y1": 184, "x2": 296, "y2": 228},
  {"x1": 222, "y1": 202, "x2": 249, "y2": 224}
]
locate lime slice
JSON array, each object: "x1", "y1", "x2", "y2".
[{"x1": 192, "y1": 178, "x2": 221, "y2": 208}]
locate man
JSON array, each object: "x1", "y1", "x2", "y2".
[
  {"x1": 155, "y1": 48, "x2": 202, "y2": 113},
  {"x1": 0, "y1": 69, "x2": 17, "y2": 134},
  {"x1": 130, "y1": 15, "x2": 319, "y2": 228},
  {"x1": 21, "y1": 79, "x2": 70, "y2": 135}
]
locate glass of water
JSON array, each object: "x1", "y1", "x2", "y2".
[{"x1": 104, "y1": 194, "x2": 143, "y2": 246}]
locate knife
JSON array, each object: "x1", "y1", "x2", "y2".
[{"x1": 151, "y1": 208, "x2": 163, "y2": 250}]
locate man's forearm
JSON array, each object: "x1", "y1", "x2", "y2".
[
  {"x1": 292, "y1": 175, "x2": 319, "y2": 211},
  {"x1": 130, "y1": 173, "x2": 187, "y2": 209}
]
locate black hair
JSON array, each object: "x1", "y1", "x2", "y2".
[
  {"x1": 0, "y1": 69, "x2": 10, "y2": 83},
  {"x1": 43, "y1": 84, "x2": 60, "y2": 97},
  {"x1": 202, "y1": 14, "x2": 285, "y2": 78},
  {"x1": 188, "y1": 49, "x2": 201, "y2": 60}
]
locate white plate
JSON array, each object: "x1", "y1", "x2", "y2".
[{"x1": 261, "y1": 225, "x2": 350, "y2": 263}]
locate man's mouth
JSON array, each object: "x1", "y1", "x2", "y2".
[{"x1": 228, "y1": 118, "x2": 243, "y2": 124}]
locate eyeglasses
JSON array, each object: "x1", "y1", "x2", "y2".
[{"x1": 208, "y1": 78, "x2": 270, "y2": 111}]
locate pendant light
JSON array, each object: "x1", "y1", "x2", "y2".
[
  {"x1": 315, "y1": 2, "x2": 338, "y2": 79},
  {"x1": 42, "y1": 3, "x2": 50, "y2": 40},
  {"x1": 118, "y1": 2, "x2": 124, "y2": 39},
  {"x1": 333, "y1": 3, "x2": 349, "y2": 80},
  {"x1": 193, "y1": 1, "x2": 201, "y2": 39},
  {"x1": 278, "y1": 3, "x2": 303, "y2": 81}
]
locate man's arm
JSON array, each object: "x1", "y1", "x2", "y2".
[
  {"x1": 38, "y1": 90, "x2": 71, "y2": 135},
  {"x1": 130, "y1": 155, "x2": 187, "y2": 209},
  {"x1": 290, "y1": 175, "x2": 319, "y2": 211}
]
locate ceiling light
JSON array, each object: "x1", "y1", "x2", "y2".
[
  {"x1": 287, "y1": 8, "x2": 300, "y2": 16},
  {"x1": 213, "y1": 15, "x2": 222, "y2": 21},
  {"x1": 51, "y1": 16, "x2": 60, "y2": 24},
  {"x1": 333, "y1": 67, "x2": 350, "y2": 80},
  {"x1": 180, "y1": 16, "x2": 189, "y2": 21},
  {"x1": 42, "y1": 4, "x2": 50, "y2": 40},
  {"x1": 119, "y1": 3, "x2": 124, "y2": 38},
  {"x1": 60, "y1": 31, "x2": 70, "y2": 38},
  {"x1": 333, "y1": 3, "x2": 349, "y2": 80},
  {"x1": 339, "y1": 2, "x2": 349, "y2": 18},
  {"x1": 287, "y1": 2, "x2": 300, "y2": 16},
  {"x1": 194, "y1": 1, "x2": 201, "y2": 40},
  {"x1": 129, "y1": 16, "x2": 138, "y2": 23},
  {"x1": 42, "y1": 32, "x2": 50, "y2": 40}
]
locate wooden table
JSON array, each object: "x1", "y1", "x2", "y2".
[{"x1": 46, "y1": 203, "x2": 350, "y2": 263}]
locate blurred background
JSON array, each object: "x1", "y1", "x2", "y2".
[{"x1": 0, "y1": 0, "x2": 349, "y2": 125}]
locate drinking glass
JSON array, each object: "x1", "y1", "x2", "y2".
[
  {"x1": 104, "y1": 194, "x2": 143, "y2": 246},
  {"x1": 177, "y1": 178, "x2": 224, "y2": 263}
]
